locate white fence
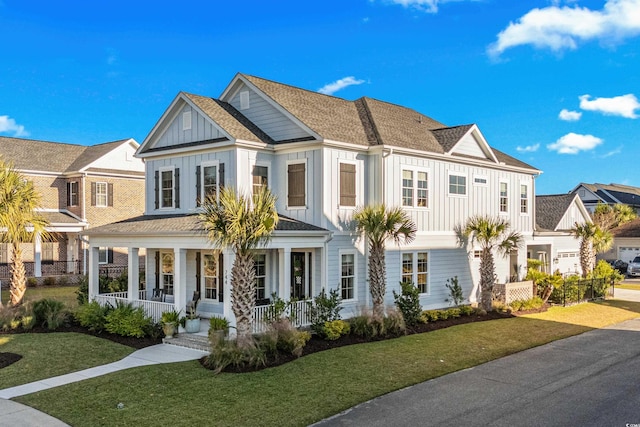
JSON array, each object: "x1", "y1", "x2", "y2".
[
  {"x1": 252, "y1": 300, "x2": 312, "y2": 333},
  {"x1": 93, "y1": 292, "x2": 174, "y2": 323}
]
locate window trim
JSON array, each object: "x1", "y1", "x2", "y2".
[
  {"x1": 202, "y1": 251, "x2": 219, "y2": 302},
  {"x1": 68, "y1": 181, "x2": 79, "y2": 207},
  {"x1": 401, "y1": 167, "x2": 430, "y2": 209},
  {"x1": 159, "y1": 166, "x2": 175, "y2": 210},
  {"x1": 339, "y1": 249, "x2": 357, "y2": 302},
  {"x1": 254, "y1": 252, "x2": 268, "y2": 301},
  {"x1": 499, "y1": 180, "x2": 509, "y2": 215},
  {"x1": 400, "y1": 250, "x2": 430, "y2": 295},
  {"x1": 161, "y1": 251, "x2": 175, "y2": 296},
  {"x1": 338, "y1": 160, "x2": 357, "y2": 209},
  {"x1": 252, "y1": 161, "x2": 270, "y2": 197},
  {"x1": 286, "y1": 159, "x2": 307, "y2": 210},
  {"x1": 520, "y1": 182, "x2": 529, "y2": 215},
  {"x1": 95, "y1": 181, "x2": 108, "y2": 207},
  {"x1": 182, "y1": 111, "x2": 192, "y2": 131},
  {"x1": 200, "y1": 160, "x2": 219, "y2": 204},
  {"x1": 98, "y1": 247, "x2": 109, "y2": 264},
  {"x1": 447, "y1": 172, "x2": 468, "y2": 197}
]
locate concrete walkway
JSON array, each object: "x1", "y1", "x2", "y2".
[{"x1": 0, "y1": 344, "x2": 208, "y2": 426}]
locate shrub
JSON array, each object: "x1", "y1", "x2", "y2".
[
  {"x1": 307, "y1": 288, "x2": 342, "y2": 336},
  {"x1": 76, "y1": 275, "x2": 89, "y2": 305},
  {"x1": 510, "y1": 296, "x2": 545, "y2": 312},
  {"x1": 20, "y1": 315, "x2": 35, "y2": 331},
  {"x1": 57, "y1": 276, "x2": 69, "y2": 287},
  {"x1": 349, "y1": 309, "x2": 406, "y2": 339},
  {"x1": 264, "y1": 293, "x2": 298, "y2": 323},
  {"x1": 108, "y1": 270, "x2": 129, "y2": 293},
  {"x1": 75, "y1": 301, "x2": 112, "y2": 333},
  {"x1": 27, "y1": 277, "x2": 38, "y2": 288},
  {"x1": 266, "y1": 318, "x2": 311, "y2": 357},
  {"x1": 33, "y1": 298, "x2": 69, "y2": 330},
  {"x1": 204, "y1": 338, "x2": 267, "y2": 374},
  {"x1": 382, "y1": 308, "x2": 406, "y2": 337},
  {"x1": 105, "y1": 302, "x2": 153, "y2": 338},
  {"x1": 445, "y1": 308, "x2": 461, "y2": 318},
  {"x1": 393, "y1": 281, "x2": 422, "y2": 326},
  {"x1": 444, "y1": 276, "x2": 464, "y2": 307},
  {"x1": 421, "y1": 310, "x2": 440, "y2": 323},
  {"x1": 42, "y1": 276, "x2": 56, "y2": 287},
  {"x1": 322, "y1": 319, "x2": 350, "y2": 340},
  {"x1": 459, "y1": 305, "x2": 475, "y2": 316}
]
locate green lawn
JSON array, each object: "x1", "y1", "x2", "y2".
[
  {"x1": 616, "y1": 283, "x2": 640, "y2": 291},
  {"x1": 14, "y1": 300, "x2": 640, "y2": 427},
  {"x1": 1, "y1": 285, "x2": 79, "y2": 308}
]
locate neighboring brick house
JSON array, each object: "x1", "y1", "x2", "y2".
[{"x1": 0, "y1": 136, "x2": 145, "y2": 278}]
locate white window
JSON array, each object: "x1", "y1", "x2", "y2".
[
  {"x1": 402, "y1": 169, "x2": 428, "y2": 208},
  {"x1": 473, "y1": 250, "x2": 482, "y2": 258},
  {"x1": 401, "y1": 251, "x2": 429, "y2": 294},
  {"x1": 201, "y1": 163, "x2": 218, "y2": 202},
  {"x1": 252, "y1": 165, "x2": 268, "y2": 196},
  {"x1": 448, "y1": 173, "x2": 467, "y2": 196},
  {"x1": 254, "y1": 254, "x2": 267, "y2": 300},
  {"x1": 95, "y1": 182, "x2": 108, "y2": 207},
  {"x1": 520, "y1": 184, "x2": 528, "y2": 214},
  {"x1": 203, "y1": 253, "x2": 218, "y2": 300},
  {"x1": 161, "y1": 169, "x2": 174, "y2": 208},
  {"x1": 98, "y1": 247, "x2": 109, "y2": 264},
  {"x1": 287, "y1": 160, "x2": 306, "y2": 208},
  {"x1": 499, "y1": 182, "x2": 508, "y2": 213},
  {"x1": 162, "y1": 252, "x2": 174, "y2": 296},
  {"x1": 182, "y1": 111, "x2": 192, "y2": 130},
  {"x1": 68, "y1": 181, "x2": 78, "y2": 206},
  {"x1": 340, "y1": 252, "x2": 355, "y2": 300}
]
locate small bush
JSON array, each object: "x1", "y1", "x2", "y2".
[
  {"x1": 27, "y1": 277, "x2": 38, "y2": 288},
  {"x1": 393, "y1": 281, "x2": 422, "y2": 326},
  {"x1": 76, "y1": 275, "x2": 89, "y2": 305},
  {"x1": 322, "y1": 319, "x2": 350, "y2": 340},
  {"x1": 459, "y1": 305, "x2": 475, "y2": 316},
  {"x1": 349, "y1": 309, "x2": 406, "y2": 339},
  {"x1": 382, "y1": 308, "x2": 406, "y2": 337},
  {"x1": 42, "y1": 276, "x2": 57, "y2": 287},
  {"x1": 33, "y1": 298, "x2": 69, "y2": 330},
  {"x1": 75, "y1": 301, "x2": 112, "y2": 333},
  {"x1": 57, "y1": 276, "x2": 69, "y2": 287},
  {"x1": 445, "y1": 308, "x2": 461, "y2": 318},
  {"x1": 445, "y1": 276, "x2": 464, "y2": 307},
  {"x1": 266, "y1": 318, "x2": 311, "y2": 357},
  {"x1": 308, "y1": 288, "x2": 342, "y2": 336},
  {"x1": 20, "y1": 315, "x2": 35, "y2": 330},
  {"x1": 509, "y1": 296, "x2": 545, "y2": 312},
  {"x1": 492, "y1": 301, "x2": 511, "y2": 314},
  {"x1": 204, "y1": 338, "x2": 268, "y2": 374},
  {"x1": 105, "y1": 302, "x2": 153, "y2": 338},
  {"x1": 421, "y1": 310, "x2": 440, "y2": 322}
]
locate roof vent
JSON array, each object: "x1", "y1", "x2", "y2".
[{"x1": 240, "y1": 91, "x2": 250, "y2": 110}]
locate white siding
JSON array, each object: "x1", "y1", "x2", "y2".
[
  {"x1": 451, "y1": 133, "x2": 488, "y2": 159},
  {"x1": 89, "y1": 141, "x2": 145, "y2": 173},
  {"x1": 325, "y1": 235, "x2": 366, "y2": 318},
  {"x1": 557, "y1": 199, "x2": 589, "y2": 230},
  {"x1": 152, "y1": 104, "x2": 225, "y2": 150},
  {"x1": 228, "y1": 83, "x2": 311, "y2": 142}
]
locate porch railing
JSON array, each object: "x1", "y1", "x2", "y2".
[
  {"x1": 93, "y1": 292, "x2": 174, "y2": 323},
  {"x1": 252, "y1": 300, "x2": 312, "y2": 333}
]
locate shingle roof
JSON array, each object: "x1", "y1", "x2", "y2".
[
  {"x1": 40, "y1": 211, "x2": 84, "y2": 225},
  {"x1": 84, "y1": 213, "x2": 328, "y2": 236},
  {"x1": 577, "y1": 183, "x2": 640, "y2": 206},
  {"x1": 536, "y1": 194, "x2": 577, "y2": 231},
  {"x1": 612, "y1": 218, "x2": 640, "y2": 238},
  {"x1": 432, "y1": 125, "x2": 474, "y2": 152},
  {"x1": 0, "y1": 137, "x2": 135, "y2": 174}
]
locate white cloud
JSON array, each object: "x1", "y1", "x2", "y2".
[
  {"x1": 547, "y1": 132, "x2": 603, "y2": 154},
  {"x1": 579, "y1": 93, "x2": 640, "y2": 118},
  {"x1": 488, "y1": 0, "x2": 640, "y2": 57},
  {"x1": 318, "y1": 76, "x2": 366, "y2": 95},
  {"x1": 600, "y1": 146, "x2": 623, "y2": 158},
  {"x1": 516, "y1": 143, "x2": 540, "y2": 153},
  {"x1": 558, "y1": 109, "x2": 582, "y2": 121},
  {"x1": 0, "y1": 115, "x2": 28, "y2": 137},
  {"x1": 383, "y1": 0, "x2": 470, "y2": 13}
]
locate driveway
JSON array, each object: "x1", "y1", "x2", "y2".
[{"x1": 316, "y1": 296, "x2": 640, "y2": 426}]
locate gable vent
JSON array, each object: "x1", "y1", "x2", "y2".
[
  {"x1": 240, "y1": 90, "x2": 250, "y2": 110},
  {"x1": 182, "y1": 111, "x2": 192, "y2": 130}
]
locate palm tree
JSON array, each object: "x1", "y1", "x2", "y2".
[
  {"x1": 199, "y1": 186, "x2": 278, "y2": 348},
  {"x1": 571, "y1": 221, "x2": 613, "y2": 277},
  {"x1": 592, "y1": 203, "x2": 637, "y2": 230},
  {"x1": 456, "y1": 215, "x2": 522, "y2": 312},
  {"x1": 0, "y1": 161, "x2": 49, "y2": 306},
  {"x1": 353, "y1": 204, "x2": 416, "y2": 318}
]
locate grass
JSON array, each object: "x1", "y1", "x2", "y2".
[
  {"x1": 14, "y1": 300, "x2": 640, "y2": 427},
  {"x1": 1, "y1": 285, "x2": 79, "y2": 308},
  {"x1": 616, "y1": 283, "x2": 640, "y2": 291}
]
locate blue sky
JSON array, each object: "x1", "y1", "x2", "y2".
[{"x1": 1, "y1": 0, "x2": 639, "y2": 195}]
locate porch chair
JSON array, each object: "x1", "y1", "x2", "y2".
[
  {"x1": 150, "y1": 288, "x2": 165, "y2": 302},
  {"x1": 186, "y1": 290, "x2": 201, "y2": 315}
]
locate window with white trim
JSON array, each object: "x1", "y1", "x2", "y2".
[
  {"x1": 98, "y1": 247, "x2": 109, "y2": 264},
  {"x1": 68, "y1": 181, "x2": 78, "y2": 206},
  {"x1": 203, "y1": 253, "x2": 218, "y2": 300},
  {"x1": 162, "y1": 252, "x2": 174, "y2": 296},
  {"x1": 161, "y1": 169, "x2": 174, "y2": 208},
  {"x1": 95, "y1": 182, "x2": 108, "y2": 207},
  {"x1": 287, "y1": 161, "x2": 306, "y2": 208},
  {"x1": 254, "y1": 254, "x2": 266, "y2": 300},
  {"x1": 499, "y1": 182, "x2": 508, "y2": 213},
  {"x1": 252, "y1": 165, "x2": 268, "y2": 196},
  {"x1": 474, "y1": 176, "x2": 488, "y2": 185},
  {"x1": 448, "y1": 174, "x2": 466, "y2": 196},
  {"x1": 520, "y1": 184, "x2": 528, "y2": 214},
  {"x1": 401, "y1": 251, "x2": 429, "y2": 294},
  {"x1": 340, "y1": 253, "x2": 355, "y2": 300},
  {"x1": 202, "y1": 164, "x2": 218, "y2": 201},
  {"x1": 402, "y1": 169, "x2": 428, "y2": 208}
]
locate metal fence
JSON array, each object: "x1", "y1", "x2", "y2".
[{"x1": 552, "y1": 276, "x2": 616, "y2": 306}]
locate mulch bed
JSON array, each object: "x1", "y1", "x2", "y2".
[{"x1": 0, "y1": 352, "x2": 22, "y2": 369}]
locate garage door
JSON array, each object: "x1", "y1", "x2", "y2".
[{"x1": 619, "y1": 247, "x2": 640, "y2": 263}]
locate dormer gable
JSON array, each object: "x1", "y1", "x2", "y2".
[{"x1": 436, "y1": 124, "x2": 499, "y2": 163}]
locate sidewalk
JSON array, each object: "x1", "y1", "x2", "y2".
[{"x1": 0, "y1": 344, "x2": 208, "y2": 426}]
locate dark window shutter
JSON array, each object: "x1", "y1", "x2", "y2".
[
  {"x1": 195, "y1": 252, "x2": 201, "y2": 290},
  {"x1": 91, "y1": 182, "x2": 97, "y2": 206},
  {"x1": 107, "y1": 183, "x2": 114, "y2": 207},
  {"x1": 219, "y1": 163, "x2": 225, "y2": 189},
  {"x1": 218, "y1": 252, "x2": 224, "y2": 303},
  {"x1": 287, "y1": 163, "x2": 305, "y2": 207},
  {"x1": 107, "y1": 248, "x2": 114, "y2": 264},
  {"x1": 339, "y1": 163, "x2": 356, "y2": 206},
  {"x1": 154, "y1": 171, "x2": 159, "y2": 210},
  {"x1": 195, "y1": 165, "x2": 201, "y2": 207},
  {"x1": 174, "y1": 168, "x2": 180, "y2": 209},
  {"x1": 66, "y1": 182, "x2": 71, "y2": 207},
  {"x1": 155, "y1": 251, "x2": 160, "y2": 289}
]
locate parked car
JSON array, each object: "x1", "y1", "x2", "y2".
[
  {"x1": 626, "y1": 257, "x2": 640, "y2": 277},
  {"x1": 605, "y1": 259, "x2": 629, "y2": 274}
]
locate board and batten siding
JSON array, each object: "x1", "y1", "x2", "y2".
[
  {"x1": 384, "y1": 153, "x2": 534, "y2": 235},
  {"x1": 451, "y1": 132, "x2": 487, "y2": 158},
  {"x1": 557, "y1": 200, "x2": 589, "y2": 230},
  {"x1": 152, "y1": 104, "x2": 225, "y2": 150},
  {"x1": 228, "y1": 83, "x2": 310, "y2": 142},
  {"x1": 325, "y1": 235, "x2": 367, "y2": 318},
  {"x1": 145, "y1": 150, "x2": 235, "y2": 214},
  {"x1": 235, "y1": 148, "x2": 276, "y2": 197}
]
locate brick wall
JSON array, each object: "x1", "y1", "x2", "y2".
[
  {"x1": 28, "y1": 175, "x2": 66, "y2": 210},
  {"x1": 84, "y1": 175, "x2": 145, "y2": 227}
]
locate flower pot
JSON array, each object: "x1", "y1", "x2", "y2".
[
  {"x1": 185, "y1": 318, "x2": 200, "y2": 333},
  {"x1": 162, "y1": 323, "x2": 176, "y2": 338}
]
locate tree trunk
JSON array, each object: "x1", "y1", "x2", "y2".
[
  {"x1": 231, "y1": 252, "x2": 256, "y2": 349},
  {"x1": 479, "y1": 248, "x2": 495, "y2": 312},
  {"x1": 10, "y1": 243, "x2": 26, "y2": 306},
  {"x1": 369, "y1": 243, "x2": 386, "y2": 318},
  {"x1": 579, "y1": 239, "x2": 594, "y2": 278}
]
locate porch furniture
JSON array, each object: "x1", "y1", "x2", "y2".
[
  {"x1": 186, "y1": 291, "x2": 201, "y2": 314},
  {"x1": 150, "y1": 288, "x2": 165, "y2": 302}
]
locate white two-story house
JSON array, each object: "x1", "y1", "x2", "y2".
[{"x1": 85, "y1": 73, "x2": 541, "y2": 326}]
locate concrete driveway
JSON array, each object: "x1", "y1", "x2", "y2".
[{"x1": 316, "y1": 295, "x2": 640, "y2": 427}]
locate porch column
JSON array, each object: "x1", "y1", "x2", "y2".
[
  {"x1": 223, "y1": 249, "x2": 235, "y2": 329},
  {"x1": 34, "y1": 233, "x2": 42, "y2": 278},
  {"x1": 128, "y1": 248, "x2": 140, "y2": 302},
  {"x1": 173, "y1": 248, "x2": 187, "y2": 313},
  {"x1": 88, "y1": 246, "x2": 99, "y2": 301},
  {"x1": 278, "y1": 247, "x2": 291, "y2": 299},
  {"x1": 66, "y1": 235, "x2": 74, "y2": 273}
]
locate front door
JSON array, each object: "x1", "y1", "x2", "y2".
[{"x1": 291, "y1": 252, "x2": 306, "y2": 299}]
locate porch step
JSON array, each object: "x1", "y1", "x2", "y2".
[{"x1": 163, "y1": 333, "x2": 210, "y2": 353}]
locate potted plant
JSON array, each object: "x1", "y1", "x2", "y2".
[
  {"x1": 182, "y1": 300, "x2": 200, "y2": 333},
  {"x1": 208, "y1": 316, "x2": 230, "y2": 344},
  {"x1": 160, "y1": 309, "x2": 180, "y2": 338}
]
